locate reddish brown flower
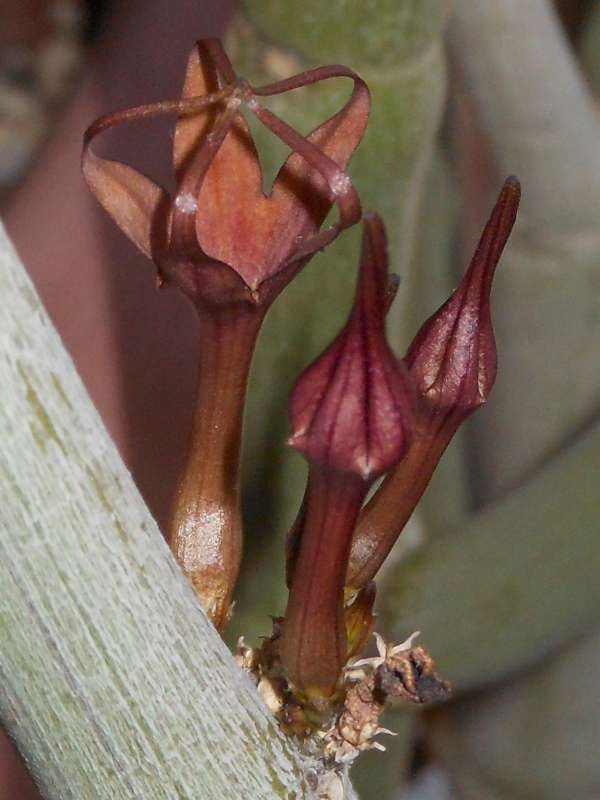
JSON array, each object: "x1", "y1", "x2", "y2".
[
  {"x1": 82, "y1": 39, "x2": 369, "y2": 310},
  {"x1": 346, "y1": 178, "x2": 521, "y2": 593},
  {"x1": 82, "y1": 39, "x2": 370, "y2": 630},
  {"x1": 280, "y1": 215, "x2": 414, "y2": 700}
]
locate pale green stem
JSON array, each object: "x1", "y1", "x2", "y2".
[{"x1": 0, "y1": 220, "x2": 356, "y2": 799}]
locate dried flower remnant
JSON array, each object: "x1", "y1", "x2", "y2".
[
  {"x1": 279, "y1": 215, "x2": 415, "y2": 701},
  {"x1": 237, "y1": 625, "x2": 449, "y2": 767},
  {"x1": 346, "y1": 178, "x2": 521, "y2": 593},
  {"x1": 323, "y1": 631, "x2": 450, "y2": 763},
  {"x1": 82, "y1": 39, "x2": 369, "y2": 629}
]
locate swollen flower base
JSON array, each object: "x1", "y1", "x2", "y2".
[{"x1": 83, "y1": 36, "x2": 520, "y2": 785}]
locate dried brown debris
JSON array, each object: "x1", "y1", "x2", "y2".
[{"x1": 236, "y1": 627, "x2": 450, "y2": 767}]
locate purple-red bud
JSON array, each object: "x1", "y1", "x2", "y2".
[
  {"x1": 346, "y1": 178, "x2": 521, "y2": 593},
  {"x1": 406, "y1": 177, "x2": 521, "y2": 424},
  {"x1": 280, "y1": 216, "x2": 415, "y2": 699},
  {"x1": 288, "y1": 213, "x2": 414, "y2": 481}
]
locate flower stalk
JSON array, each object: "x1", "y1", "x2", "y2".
[
  {"x1": 280, "y1": 465, "x2": 367, "y2": 701},
  {"x1": 169, "y1": 307, "x2": 264, "y2": 628}
]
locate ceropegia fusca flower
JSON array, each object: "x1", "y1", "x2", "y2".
[
  {"x1": 346, "y1": 178, "x2": 521, "y2": 593},
  {"x1": 82, "y1": 39, "x2": 370, "y2": 629},
  {"x1": 279, "y1": 214, "x2": 415, "y2": 701}
]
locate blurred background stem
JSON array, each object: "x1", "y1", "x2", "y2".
[{"x1": 450, "y1": 0, "x2": 600, "y2": 504}]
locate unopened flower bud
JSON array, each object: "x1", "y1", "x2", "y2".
[
  {"x1": 288, "y1": 213, "x2": 414, "y2": 480},
  {"x1": 280, "y1": 215, "x2": 415, "y2": 699},
  {"x1": 346, "y1": 178, "x2": 521, "y2": 593},
  {"x1": 82, "y1": 39, "x2": 370, "y2": 630},
  {"x1": 406, "y1": 176, "x2": 521, "y2": 422}
]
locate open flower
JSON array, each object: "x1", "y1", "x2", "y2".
[
  {"x1": 82, "y1": 38, "x2": 369, "y2": 310},
  {"x1": 346, "y1": 178, "x2": 521, "y2": 593},
  {"x1": 82, "y1": 39, "x2": 370, "y2": 629},
  {"x1": 279, "y1": 215, "x2": 415, "y2": 701}
]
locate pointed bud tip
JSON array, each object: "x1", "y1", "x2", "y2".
[
  {"x1": 495, "y1": 176, "x2": 521, "y2": 236},
  {"x1": 289, "y1": 217, "x2": 414, "y2": 480},
  {"x1": 504, "y1": 175, "x2": 521, "y2": 194},
  {"x1": 407, "y1": 178, "x2": 520, "y2": 419},
  {"x1": 362, "y1": 212, "x2": 400, "y2": 315}
]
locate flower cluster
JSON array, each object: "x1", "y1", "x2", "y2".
[
  {"x1": 83, "y1": 39, "x2": 368, "y2": 629},
  {"x1": 83, "y1": 39, "x2": 520, "y2": 711}
]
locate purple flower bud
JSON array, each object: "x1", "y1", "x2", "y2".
[
  {"x1": 346, "y1": 178, "x2": 521, "y2": 593},
  {"x1": 288, "y1": 213, "x2": 414, "y2": 481},
  {"x1": 280, "y1": 216, "x2": 415, "y2": 699},
  {"x1": 406, "y1": 177, "x2": 521, "y2": 423}
]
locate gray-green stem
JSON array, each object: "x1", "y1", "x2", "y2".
[
  {"x1": 451, "y1": 0, "x2": 600, "y2": 502},
  {"x1": 0, "y1": 220, "x2": 351, "y2": 798}
]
